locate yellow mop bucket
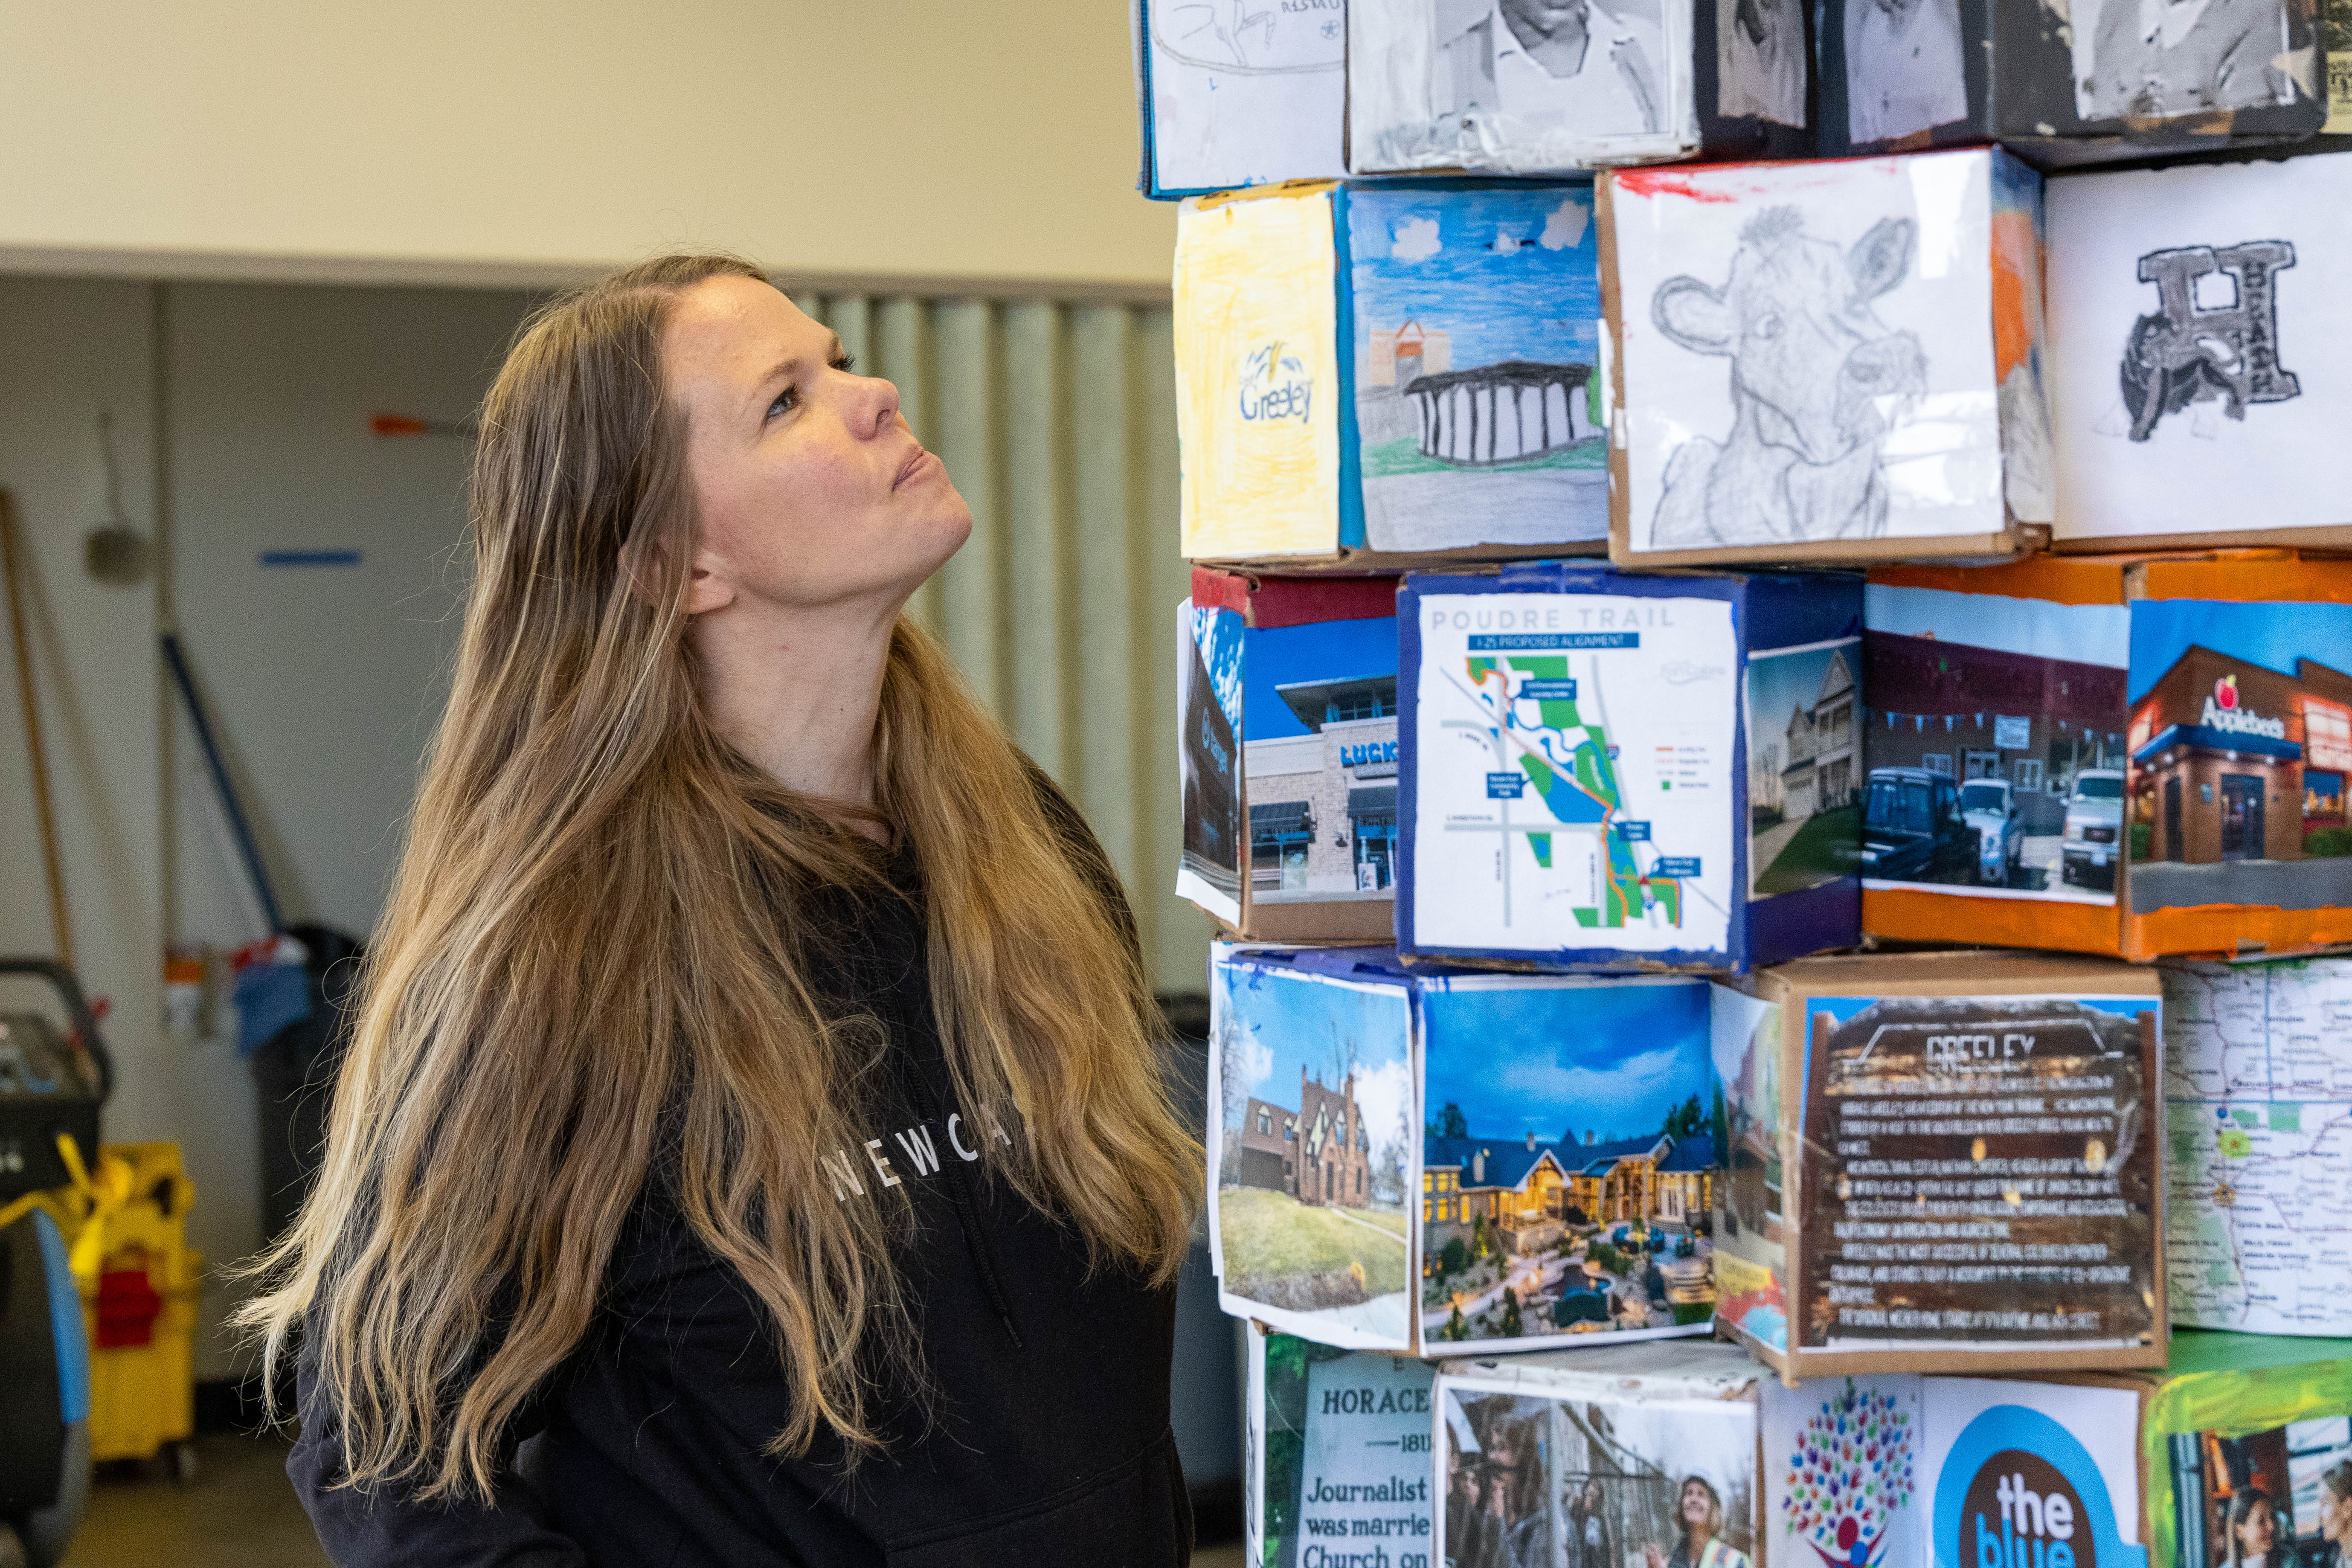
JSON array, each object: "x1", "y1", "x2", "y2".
[{"x1": 51, "y1": 1139, "x2": 201, "y2": 1475}]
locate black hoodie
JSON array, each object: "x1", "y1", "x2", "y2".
[{"x1": 288, "y1": 822, "x2": 1193, "y2": 1567}]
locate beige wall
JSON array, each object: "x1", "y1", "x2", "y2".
[{"x1": 0, "y1": 0, "x2": 1176, "y2": 291}]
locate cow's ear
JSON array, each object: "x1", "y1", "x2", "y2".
[
  {"x1": 1652, "y1": 278, "x2": 1734, "y2": 357},
  {"x1": 1848, "y1": 218, "x2": 1914, "y2": 302}
]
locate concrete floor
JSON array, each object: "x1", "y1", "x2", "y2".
[
  {"x1": 62, "y1": 1435, "x2": 326, "y2": 1568},
  {"x1": 54, "y1": 1432, "x2": 1246, "y2": 1566}
]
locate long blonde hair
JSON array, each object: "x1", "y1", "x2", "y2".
[{"x1": 239, "y1": 253, "x2": 1199, "y2": 1499}]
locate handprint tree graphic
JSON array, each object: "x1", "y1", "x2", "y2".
[{"x1": 1781, "y1": 1379, "x2": 1916, "y2": 1568}]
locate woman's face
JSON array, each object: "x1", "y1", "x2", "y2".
[
  {"x1": 1585, "y1": 1481, "x2": 1605, "y2": 1511},
  {"x1": 664, "y1": 275, "x2": 970, "y2": 621},
  {"x1": 2237, "y1": 1505, "x2": 2276, "y2": 1556},
  {"x1": 1683, "y1": 1480, "x2": 1713, "y2": 1526},
  {"x1": 2323, "y1": 1487, "x2": 2352, "y2": 1544}
]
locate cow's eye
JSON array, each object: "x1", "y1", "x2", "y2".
[{"x1": 1753, "y1": 314, "x2": 1783, "y2": 340}]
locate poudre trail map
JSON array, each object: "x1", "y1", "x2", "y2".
[
  {"x1": 2163, "y1": 960, "x2": 2352, "y2": 1335},
  {"x1": 1412, "y1": 592, "x2": 1736, "y2": 955}
]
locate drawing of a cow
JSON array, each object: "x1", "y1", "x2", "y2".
[{"x1": 1648, "y1": 206, "x2": 1926, "y2": 550}]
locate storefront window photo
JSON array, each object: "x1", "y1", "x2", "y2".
[{"x1": 2126, "y1": 598, "x2": 2352, "y2": 915}]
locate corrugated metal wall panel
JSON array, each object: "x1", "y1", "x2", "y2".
[{"x1": 802, "y1": 292, "x2": 1211, "y2": 994}]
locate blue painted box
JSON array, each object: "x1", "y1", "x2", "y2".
[{"x1": 1398, "y1": 561, "x2": 1864, "y2": 973}]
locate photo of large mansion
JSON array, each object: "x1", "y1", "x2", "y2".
[{"x1": 1422, "y1": 1128, "x2": 1716, "y2": 1258}]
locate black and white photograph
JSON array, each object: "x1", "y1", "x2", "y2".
[
  {"x1": 1718, "y1": 0, "x2": 1808, "y2": 127},
  {"x1": 1351, "y1": 0, "x2": 1700, "y2": 171},
  {"x1": 1843, "y1": 0, "x2": 1968, "y2": 143},
  {"x1": 2072, "y1": 0, "x2": 2306, "y2": 121}
]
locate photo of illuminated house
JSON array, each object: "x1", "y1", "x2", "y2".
[
  {"x1": 2126, "y1": 598, "x2": 2352, "y2": 914},
  {"x1": 1418, "y1": 976, "x2": 1722, "y2": 1350}
]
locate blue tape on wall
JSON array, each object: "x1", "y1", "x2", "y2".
[{"x1": 259, "y1": 550, "x2": 362, "y2": 567}]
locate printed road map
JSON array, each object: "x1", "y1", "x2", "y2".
[
  {"x1": 2162, "y1": 960, "x2": 2352, "y2": 1336},
  {"x1": 1411, "y1": 591, "x2": 1736, "y2": 956}
]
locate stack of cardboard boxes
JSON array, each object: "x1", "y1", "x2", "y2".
[{"x1": 1132, "y1": 7, "x2": 2352, "y2": 1565}]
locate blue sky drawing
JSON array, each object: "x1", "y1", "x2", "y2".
[
  {"x1": 1347, "y1": 187, "x2": 1603, "y2": 374},
  {"x1": 1866, "y1": 586, "x2": 2128, "y2": 670},
  {"x1": 1243, "y1": 615, "x2": 1398, "y2": 740},
  {"x1": 2128, "y1": 600, "x2": 2352, "y2": 703},
  {"x1": 1217, "y1": 961, "x2": 1412, "y2": 1133},
  {"x1": 1421, "y1": 981, "x2": 1711, "y2": 1145},
  {"x1": 1748, "y1": 642, "x2": 1855, "y2": 749}
]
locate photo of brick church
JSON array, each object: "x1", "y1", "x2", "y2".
[
  {"x1": 1211, "y1": 950, "x2": 1414, "y2": 1349},
  {"x1": 1234, "y1": 1069, "x2": 1372, "y2": 1208}
]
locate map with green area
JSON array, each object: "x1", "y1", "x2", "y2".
[
  {"x1": 1459, "y1": 651, "x2": 1686, "y2": 932},
  {"x1": 1411, "y1": 589, "x2": 1736, "y2": 957}
]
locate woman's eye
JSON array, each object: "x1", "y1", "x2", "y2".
[{"x1": 767, "y1": 356, "x2": 853, "y2": 420}]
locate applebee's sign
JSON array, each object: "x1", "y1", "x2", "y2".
[{"x1": 2202, "y1": 674, "x2": 2286, "y2": 740}]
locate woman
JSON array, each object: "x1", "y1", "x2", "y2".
[
  {"x1": 2314, "y1": 1467, "x2": 2352, "y2": 1568},
  {"x1": 2317, "y1": 1462, "x2": 2352, "y2": 1568},
  {"x1": 1646, "y1": 1475, "x2": 1752, "y2": 1568},
  {"x1": 1570, "y1": 1478, "x2": 1614, "y2": 1568},
  {"x1": 240, "y1": 254, "x2": 1202, "y2": 1565},
  {"x1": 2225, "y1": 1487, "x2": 2284, "y2": 1568}
]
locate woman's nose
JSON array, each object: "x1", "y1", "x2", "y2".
[{"x1": 861, "y1": 375, "x2": 903, "y2": 439}]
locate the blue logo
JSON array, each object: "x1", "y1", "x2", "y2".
[{"x1": 1933, "y1": 1406, "x2": 2142, "y2": 1568}]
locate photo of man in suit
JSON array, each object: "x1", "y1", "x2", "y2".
[
  {"x1": 1718, "y1": 0, "x2": 1806, "y2": 127},
  {"x1": 2077, "y1": 0, "x2": 2300, "y2": 120},
  {"x1": 1434, "y1": 0, "x2": 1673, "y2": 137},
  {"x1": 1844, "y1": 0, "x2": 1967, "y2": 142}
]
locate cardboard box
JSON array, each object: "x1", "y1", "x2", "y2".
[
  {"x1": 1243, "y1": 1330, "x2": 1437, "y2": 1567},
  {"x1": 1173, "y1": 181, "x2": 1615, "y2": 569},
  {"x1": 1599, "y1": 150, "x2": 2052, "y2": 570},
  {"x1": 1258, "y1": 1330, "x2": 2352, "y2": 1568},
  {"x1": 1207, "y1": 944, "x2": 1731, "y2": 1356},
  {"x1": 1397, "y1": 561, "x2": 1862, "y2": 974},
  {"x1": 1756, "y1": 1333, "x2": 2352, "y2": 1568},
  {"x1": 1812, "y1": 0, "x2": 2323, "y2": 166},
  {"x1": 1130, "y1": 0, "x2": 1346, "y2": 200},
  {"x1": 1709, "y1": 950, "x2": 2166, "y2": 1383},
  {"x1": 2159, "y1": 954, "x2": 2352, "y2": 1336},
  {"x1": 1177, "y1": 569, "x2": 1401, "y2": 942},
  {"x1": 2047, "y1": 153, "x2": 2352, "y2": 553},
  {"x1": 1434, "y1": 1339, "x2": 1768, "y2": 1568},
  {"x1": 1861, "y1": 553, "x2": 2352, "y2": 960},
  {"x1": 1346, "y1": 0, "x2": 1817, "y2": 179}
]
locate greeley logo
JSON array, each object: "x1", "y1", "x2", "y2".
[{"x1": 1238, "y1": 340, "x2": 1313, "y2": 424}]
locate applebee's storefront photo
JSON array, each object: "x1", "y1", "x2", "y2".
[{"x1": 2128, "y1": 638, "x2": 2352, "y2": 913}]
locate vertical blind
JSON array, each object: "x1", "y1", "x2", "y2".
[{"x1": 793, "y1": 292, "x2": 1211, "y2": 995}]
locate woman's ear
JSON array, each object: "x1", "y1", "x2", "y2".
[
  {"x1": 623, "y1": 536, "x2": 734, "y2": 616},
  {"x1": 682, "y1": 545, "x2": 735, "y2": 616}
]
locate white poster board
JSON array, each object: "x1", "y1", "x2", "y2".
[{"x1": 2048, "y1": 153, "x2": 2352, "y2": 545}]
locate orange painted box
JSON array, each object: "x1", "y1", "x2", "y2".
[{"x1": 1860, "y1": 551, "x2": 2352, "y2": 961}]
